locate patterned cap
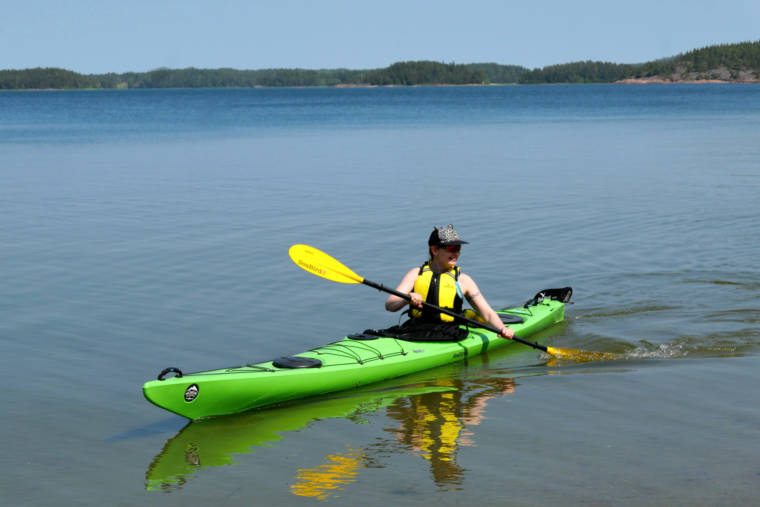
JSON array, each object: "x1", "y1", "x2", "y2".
[{"x1": 428, "y1": 224, "x2": 469, "y2": 246}]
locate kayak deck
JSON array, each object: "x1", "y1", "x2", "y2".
[{"x1": 143, "y1": 294, "x2": 567, "y2": 420}]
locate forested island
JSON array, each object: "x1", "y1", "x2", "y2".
[
  {"x1": 1, "y1": 40, "x2": 758, "y2": 89},
  {"x1": 519, "y1": 40, "x2": 760, "y2": 84}
]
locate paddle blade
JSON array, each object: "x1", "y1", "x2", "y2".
[
  {"x1": 289, "y1": 244, "x2": 365, "y2": 284},
  {"x1": 546, "y1": 346, "x2": 621, "y2": 362}
]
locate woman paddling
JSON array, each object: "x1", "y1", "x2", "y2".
[{"x1": 385, "y1": 224, "x2": 515, "y2": 340}]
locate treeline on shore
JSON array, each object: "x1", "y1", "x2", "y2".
[
  {"x1": 2, "y1": 40, "x2": 758, "y2": 89},
  {"x1": 0, "y1": 61, "x2": 527, "y2": 89},
  {"x1": 635, "y1": 40, "x2": 760, "y2": 80},
  {"x1": 516, "y1": 40, "x2": 760, "y2": 83}
]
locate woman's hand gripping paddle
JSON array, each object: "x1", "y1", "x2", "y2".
[{"x1": 288, "y1": 244, "x2": 618, "y2": 361}]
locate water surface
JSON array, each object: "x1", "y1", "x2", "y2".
[{"x1": 1, "y1": 85, "x2": 759, "y2": 505}]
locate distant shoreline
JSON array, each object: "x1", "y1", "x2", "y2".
[
  {"x1": 3, "y1": 77, "x2": 758, "y2": 92},
  {"x1": 3, "y1": 41, "x2": 760, "y2": 89},
  {"x1": 4, "y1": 80, "x2": 758, "y2": 92},
  {"x1": 616, "y1": 77, "x2": 759, "y2": 85},
  {"x1": 3, "y1": 83, "x2": 758, "y2": 93}
]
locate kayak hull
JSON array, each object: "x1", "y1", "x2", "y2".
[{"x1": 143, "y1": 296, "x2": 566, "y2": 420}]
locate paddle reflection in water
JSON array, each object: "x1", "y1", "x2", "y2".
[
  {"x1": 289, "y1": 446, "x2": 366, "y2": 500},
  {"x1": 145, "y1": 374, "x2": 519, "y2": 496}
]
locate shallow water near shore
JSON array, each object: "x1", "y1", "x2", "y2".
[{"x1": 2, "y1": 85, "x2": 759, "y2": 505}]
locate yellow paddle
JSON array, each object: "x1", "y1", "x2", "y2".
[{"x1": 288, "y1": 244, "x2": 618, "y2": 361}]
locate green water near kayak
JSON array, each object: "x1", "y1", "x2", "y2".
[{"x1": 2, "y1": 85, "x2": 759, "y2": 505}]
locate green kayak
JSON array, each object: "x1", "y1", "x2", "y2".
[{"x1": 143, "y1": 289, "x2": 570, "y2": 420}]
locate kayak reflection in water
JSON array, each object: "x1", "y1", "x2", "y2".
[
  {"x1": 146, "y1": 373, "x2": 519, "y2": 494},
  {"x1": 385, "y1": 225, "x2": 515, "y2": 340}
]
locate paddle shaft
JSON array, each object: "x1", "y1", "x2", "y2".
[{"x1": 361, "y1": 278, "x2": 550, "y2": 353}]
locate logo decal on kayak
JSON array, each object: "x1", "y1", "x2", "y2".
[{"x1": 184, "y1": 384, "x2": 199, "y2": 402}]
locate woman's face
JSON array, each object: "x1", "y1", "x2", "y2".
[{"x1": 431, "y1": 244, "x2": 461, "y2": 270}]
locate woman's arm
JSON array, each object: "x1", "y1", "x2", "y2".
[
  {"x1": 385, "y1": 267, "x2": 424, "y2": 312},
  {"x1": 460, "y1": 274, "x2": 514, "y2": 339}
]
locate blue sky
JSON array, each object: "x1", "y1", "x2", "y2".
[{"x1": 3, "y1": 0, "x2": 758, "y2": 73}]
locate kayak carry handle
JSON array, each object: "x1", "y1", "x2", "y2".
[{"x1": 157, "y1": 367, "x2": 184, "y2": 380}]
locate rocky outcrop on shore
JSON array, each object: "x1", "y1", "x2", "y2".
[{"x1": 616, "y1": 65, "x2": 759, "y2": 84}]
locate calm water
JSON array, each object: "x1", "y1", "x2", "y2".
[{"x1": 2, "y1": 85, "x2": 759, "y2": 505}]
